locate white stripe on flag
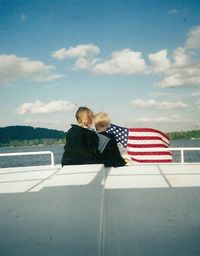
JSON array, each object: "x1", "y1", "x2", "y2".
[
  {"x1": 127, "y1": 147, "x2": 172, "y2": 152},
  {"x1": 129, "y1": 155, "x2": 172, "y2": 160},
  {"x1": 127, "y1": 139, "x2": 169, "y2": 145},
  {"x1": 128, "y1": 131, "x2": 169, "y2": 144}
]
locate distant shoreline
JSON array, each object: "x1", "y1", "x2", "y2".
[
  {"x1": 0, "y1": 139, "x2": 65, "y2": 147},
  {"x1": 1, "y1": 136, "x2": 200, "y2": 147},
  {"x1": 1, "y1": 125, "x2": 200, "y2": 147}
]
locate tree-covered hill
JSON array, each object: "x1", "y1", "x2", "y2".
[
  {"x1": 0, "y1": 126, "x2": 65, "y2": 146},
  {"x1": 167, "y1": 130, "x2": 200, "y2": 140},
  {"x1": 1, "y1": 125, "x2": 200, "y2": 147}
]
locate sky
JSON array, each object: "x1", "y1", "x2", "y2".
[{"x1": 0, "y1": 0, "x2": 200, "y2": 133}]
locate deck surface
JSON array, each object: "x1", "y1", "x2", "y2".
[{"x1": 0, "y1": 164, "x2": 200, "y2": 255}]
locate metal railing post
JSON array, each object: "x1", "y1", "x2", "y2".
[{"x1": 180, "y1": 149, "x2": 184, "y2": 164}]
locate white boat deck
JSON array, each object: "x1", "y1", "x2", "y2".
[{"x1": 0, "y1": 163, "x2": 200, "y2": 255}]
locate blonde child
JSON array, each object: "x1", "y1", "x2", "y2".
[
  {"x1": 61, "y1": 107, "x2": 101, "y2": 166},
  {"x1": 93, "y1": 112, "x2": 126, "y2": 167}
]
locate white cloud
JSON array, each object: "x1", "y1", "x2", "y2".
[
  {"x1": 0, "y1": 54, "x2": 62, "y2": 84},
  {"x1": 149, "y1": 26, "x2": 200, "y2": 88},
  {"x1": 167, "y1": 9, "x2": 179, "y2": 15},
  {"x1": 23, "y1": 118, "x2": 67, "y2": 130},
  {"x1": 24, "y1": 118, "x2": 58, "y2": 125},
  {"x1": 148, "y1": 49, "x2": 171, "y2": 73},
  {"x1": 52, "y1": 44, "x2": 100, "y2": 60},
  {"x1": 51, "y1": 25, "x2": 200, "y2": 86},
  {"x1": 149, "y1": 92, "x2": 171, "y2": 98},
  {"x1": 192, "y1": 91, "x2": 200, "y2": 97},
  {"x1": 173, "y1": 47, "x2": 192, "y2": 67},
  {"x1": 93, "y1": 49, "x2": 146, "y2": 74},
  {"x1": 186, "y1": 25, "x2": 200, "y2": 49},
  {"x1": 134, "y1": 115, "x2": 186, "y2": 124},
  {"x1": 157, "y1": 46, "x2": 200, "y2": 88},
  {"x1": 20, "y1": 14, "x2": 27, "y2": 22},
  {"x1": 74, "y1": 57, "x2": 99, "y2": 70},
  {"x1": 16, "y1": 100, "x2": 75, "y2": 115},
  {"x1": 131, "y1": 99, "x2": 187, "y2": 109},
  {"x1": 158, "y1": 66, "x2": 200, "y2": 88},
  {"x1": 196, "y1": 99, "x2": 200, "y2": 109}
]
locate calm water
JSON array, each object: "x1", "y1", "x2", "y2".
[
  {"x1": 0, "y1": 144, "x2": 64, "y2": 168},
  {"x1": 0, "y1": 140, "x2": 200, "y2": 168}
]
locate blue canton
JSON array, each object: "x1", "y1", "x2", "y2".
[{"x1": 106, "y1": 124, "x2": 128, "y2": 147}]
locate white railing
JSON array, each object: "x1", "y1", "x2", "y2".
[
  {"x1": 169, "y1": 147, "x2": 200, "y2": 164},
  {"x1": 135, "y1": 147, "x2": 200, "y2": 163},
  {"x1": 0, "y1": 148, "x2": 199, "y2": 167},
  {"x1": 0, "y1": 151, "x2": 55, "y2": 167}
]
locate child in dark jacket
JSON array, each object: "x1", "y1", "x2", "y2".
[
  {"x1": 61, "y1": 107, "x2": 101, "y2": 166},
  {"x1": 93, "y1": 112, "x2": 126, "y2": 167}
]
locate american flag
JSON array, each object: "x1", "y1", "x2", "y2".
[{"x1": 106, "y1": 124, "x2": 172, "y2": 163}]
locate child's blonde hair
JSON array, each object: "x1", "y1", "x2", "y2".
[
  {"x1": 76, "y1": 107, "x2": 94, "y2": 128},
  {"x1": 93, "y1": 112, "x2": 111, "y2": 132}
]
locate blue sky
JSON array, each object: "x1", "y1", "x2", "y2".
[{"x1": 0, "y1": 0, "x2": 200, "y2": 132}]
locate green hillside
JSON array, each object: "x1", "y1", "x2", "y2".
[
  {"x1": 0, "y1": 126, "x2": 65, "y2": 146},
  {"x1": 167, "y1": 130, "x2": 200, "y2": 140},
  {"x1": 1, "y1": 126, "x2": 200, "y2": 147}
]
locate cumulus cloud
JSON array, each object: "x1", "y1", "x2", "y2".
[
  {"x1": 74, "y1": 57, "x2": 99, "y2": 70},
  {"x1": 158, "y1": 71, "x2": 200, "y2": 88},
  {"x1": 16, "y1": 100, "x2": 75, "y2": 115},
  {"x1": 0, "y1": 54, "x2": 62, "y2": 84},
  {"x1": 167, "y1": 9, "x2": 179, "y2": 15},
  {"x1": 192, "y1": 91, "x2": 200, "y2": 97},
  {"x1": 186, "y1": 26, "x2": 200, "y2": 49},
  {"x1": 93, "y1": 49, "x2": 146, "y2": 74},
  {"x1": 157, "y1": 44, "x2": 200, "y2": 87},
  {"x1": 149, "y1": 92, "x2": 171, "y2": 98},
  {"x1": 20, "y1": 14, "x2": 27, "y2": 22},
  {"x1": 172, "y1": 47, "x2": 192, "y2": 67},
  {"x1": 148, "y1": 49, "x2": 171, "y2": 73},
  {"x1": 196, "y1": 99, "x2": 200, "y2": 109},
  {"x1": 156, "y1": 26, "x2": 200, "y2": 88},
  {"x1": 131, "y1": 99, "x2": 187, "y2": 109},
  {"x1": 53, "y1": 45, "x2": 146, "y2": 75},
  {"x1": 52, "y1": 44, "x2": 100, "y2": 60},
  {"x1": 51, "y1": 25, "x2": 200, "y2": 86},
  {"x1": 24, "y1": 118, "x2": 58, "y2": 125}
]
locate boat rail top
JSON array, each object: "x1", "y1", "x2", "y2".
[
  {"x1": 0, "y1": 147, "x2": 200, "y2": 167},
  {"x1": 136, "y1": 147, "x2": 200, "y2": 164}
]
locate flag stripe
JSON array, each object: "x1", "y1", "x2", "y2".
[
  {"x1": 127, "y1": 140, "x2": 169, "y2": 146},
  {"x1": 129, "y1": 155, "x2": 171, "y2": 160},
  {"x1": 128, "y1": 136, "x2": 169, "y2": 146},
  {"x1": 128, "y1": 151, "x2": 172, "y2": 156},
  {"x1": 127, "y1": 143, "x2": 169, "y2": 148},
  {"x1": 129, "y1": 128, "x2": 169, "y2": 140},
  {"x1": 131, "y1": 158, "x2": 172, "y2": 163}
]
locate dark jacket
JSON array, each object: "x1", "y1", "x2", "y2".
[
  {"x1": 98, "y1": 131, "x2": 126, "y2": 167},
  {"x1": 61, "y1": 124, "x2": 101, "y2": 166}
]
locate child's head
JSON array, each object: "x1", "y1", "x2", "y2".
[
  {"x1": 75, "y1": 107, "x2": 94, "y2": 128},
  {"x1": 93, "y1": 112, "x2": 111, "y2": 132}
]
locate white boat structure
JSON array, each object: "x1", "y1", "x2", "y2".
[{"x1": 0, "y1": 148, "x2": 200, "y2": 256}]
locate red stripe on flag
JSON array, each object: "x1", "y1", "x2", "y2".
[
  {"x1": 128, "y1": 136, "x2": 170, "y2": 145},
  {"x1": 129, "y1": 128, "x2": 169, "y2": 140},
  {"x1": 128, "y1": 151, "x2": 172, "y2": 156},
  {"x1": 127, "y1": 143, "x2": 169, "y2": 148},
  {"x1": 130, "y1": 158, "x2": 172, "y2": 163}
]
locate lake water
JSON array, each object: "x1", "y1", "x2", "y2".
[{"x1": 0, "y1": 139, "x2": 200, "y2": 168}]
